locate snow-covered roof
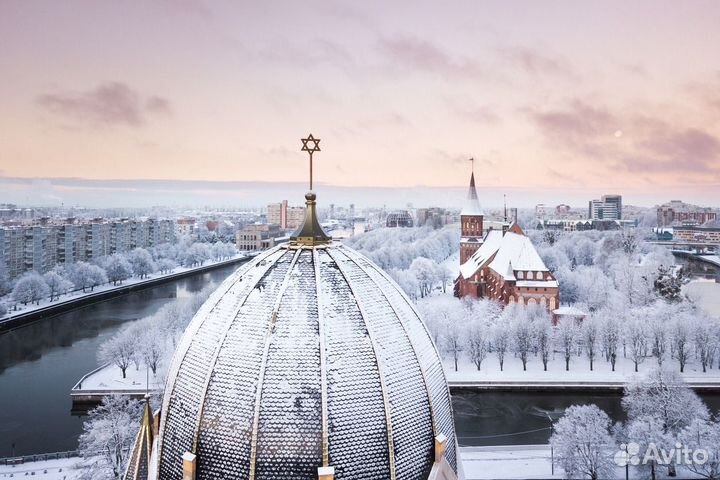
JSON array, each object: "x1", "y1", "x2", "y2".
[
  {"x1": 459, "y1": 230, "x2": 551, "y2": 281},
  {"x1": 552, "y1": 306, "x2": 587, "y2": 316},
  {"x1": 154, "y1": 242, "x2": 457, "y2": 479},
  {"x1": 459, "y1": 230, "x2": 504, "y2": 279},
  {"x1": 460, "y1": 172, "x2": 484, "y2": 216},
  {"x1": 488, "y1": 232, "x2": 549, "y2": 277}
]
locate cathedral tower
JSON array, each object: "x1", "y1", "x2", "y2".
[{"x1": 459, "y1": 161, "x2": 484, "y2": 263}]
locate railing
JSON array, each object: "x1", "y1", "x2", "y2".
[{"x1": 0, "y1": 449, "x2": 81, "y2": 466}]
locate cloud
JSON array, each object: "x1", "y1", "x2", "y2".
[
  {"x1": 379, "y1": 36, "x2": 486, "y2": 80},
  {"x1": 527, "y1": 100, "x2": 618, "y2": 157},
  {"x1": 528, "y1": 99, "x2": 720, "y2": 177},
  {"x1": 498, "y1": 46, "x2": 575, "y2": 79},
  {"x1": 36, "y1": 82, "x2": 171, "y2": 127},
  {"x1": 447, "y1": 99, "x2": 500, "y2": 125}
]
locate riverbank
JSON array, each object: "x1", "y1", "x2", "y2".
[{"x1": 0, "y1": 253, "x2": 254, "y2": 332}]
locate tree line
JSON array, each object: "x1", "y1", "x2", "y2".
[{"x1": 0, "y1": 239, "x2": 236, "y2": 313}]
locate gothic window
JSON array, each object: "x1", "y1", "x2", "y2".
[
  {"x1": 518, "y1": 271, "x2": 524, "y2": 279},
  {"x1": 549, "y1": 297, "x2": 556, "y2": 309},
  {"x1": 528, "y1": 298, "x2": 537, "y2": 305}
]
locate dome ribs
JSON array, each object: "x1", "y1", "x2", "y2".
[
  {"x1": 157, "y1": 248, "x2": 284, "y2": 479},
  {"x1": 248, "y1": 248, "x2": 303, "y2": 480},
  {"x1": 254, "y1": 249, "x2": 323, "y2": 477},
  {"x1": 348, "y1": 248, "x2": 458, "y2": 471},
  {"x1": 318, "y1": 248, "x2": 392, "y2": 479},
  {"x1": 329, "y1": 246, "x2": 435, "y2": 479},
  {"x1": 313, "y1": 248, "x2": 330, "y2": 469}
]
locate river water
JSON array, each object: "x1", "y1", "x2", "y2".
[{"x1": 1, "y1": 261, "x2": 719, "y2": 456}]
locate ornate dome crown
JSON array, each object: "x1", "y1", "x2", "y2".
[{"x1": 155, "y1": 241, "x2": 457, "y2": 479}]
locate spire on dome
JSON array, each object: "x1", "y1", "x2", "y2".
[
  {"x1": 461, "y1": 158, "x2": 483, "y2": 216},
  {"x1": 291, "y1": 133, "x2": 331, "y2": 246}
]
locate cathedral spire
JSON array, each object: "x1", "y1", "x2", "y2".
[{"x1": 461, "y1": 159, "x2": 483, "y2": 216}]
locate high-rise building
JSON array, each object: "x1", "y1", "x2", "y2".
[
  {"x1": 588, "y1": 195, "x2": 622, "y2": 220},
  {"x1": 268, "y1": 200, "x2": 305, "y2": 230},
  {"x1": 601, "y1": 194, "x2": 622, "y2": 220}
]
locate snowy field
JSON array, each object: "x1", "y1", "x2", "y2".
[
  {"x1": 684, "y1": 279, "x2": 720, "y2": 319},
  {"x1": 0, "y1": 253, "x2": 251, "y2": 322},
  {"x1": 0, "y1": 457, "x2": 82, "y2": 479},
  {"x1": 72, "y1": 362, "x2": 164, "y2": 395}
]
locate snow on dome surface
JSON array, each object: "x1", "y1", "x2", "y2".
[{"x1": 155, "y1": 242, "x2": 457, "y2": 480}]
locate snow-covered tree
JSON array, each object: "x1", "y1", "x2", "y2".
[
  {"x1": 410, "y1": 257, "x2": 439, "y2": 298},
  {"x1": 648, "y1": 309, "x2": 668, "y2": 366},
  {"x1": 99, "y1": 328, "x2": 136, "y2": 378},
  {"x1": 129, "y1": 248, "x2": 156, "y2": 279},
  {"x1": 583, "y1": 315, "x2": 599, "y2": 371},
  {"x1": 139, "y1": 323, "x2": 165, "y2": 375},
  {"x1": 72, "y1": 262, "x2": 107, "y2": 292},
  {"x1": 556, "y1": 319, "x2": 577, "y2": 371},
  {"x1": 78, "y1": 395, "x2": 143, "y2": 480},
  {"x1": 551, "y1": 404, "x2": 616, "y2": 480},
  {"x1": 673, "y1": 317, "x2": 692, "y2": 373},
  {"x1": 156, "y1": 258, "x2": 177, "y2": 274},
  {"x1": 677, "y1": 418, "x2": 720, "y2": 479},
  {"x1": 623, "y1": 368, "x2": 709, "y2": 438},
  {"x1": 492, "y1": 321, "x2": 510, "y2": 371},
  {"x1": 654, "y1": 265, "x2": 685, "y2": 303},
  {"x1": 104, "y1": 254, "x2": 133, "y2": 286},
  {"x1": 0, "y1": 302, "x2": 7, "y2": 317},
  {"x1": 693, "y1": 317, "x2": 716, "y2": 374},
  {"x1": 466, "y1": 313, "x2": 490, "y2": 371},
  {"x1": 534, "y1": 315, "x2": 553, "y2": 371},
  {"x1": 509, "y1": 307, "x2": 533, "y2": 371},
  {"x1": 11, "y1": 272, "x2": 49, "y2": 305},
  {"x1": 43, "y1": 270, "x2": 72, "y2": 301},
  {"x1": 626, "y1": 317, "x2": 648, "y2": 373},
  {"x1": 626, "y1": 416, "x2": 670, "y2": 480}
]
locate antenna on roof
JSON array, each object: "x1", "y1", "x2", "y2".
[{"x1": 504, "y1": 194, "x2": 508, "y2": 223}]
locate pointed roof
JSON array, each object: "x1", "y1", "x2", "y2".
[
  {"x1": 124, "y1": 398, "x2": 155, "y2": 480},
  {"x1": 461, "y1": 171, "x2": 483, "y2": 216}
]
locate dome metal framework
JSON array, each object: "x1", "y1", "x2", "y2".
[{"x1": 150, "y1": 242, "x2": 457, "y2": 479}]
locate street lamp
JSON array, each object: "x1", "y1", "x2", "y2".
[{"x1": 546, "y1": 413, "x2": 554, "y2": 475}]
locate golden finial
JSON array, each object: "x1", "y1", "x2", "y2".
[{"x1": 290, "y1": 134, "x2": 331, "y2": 246}]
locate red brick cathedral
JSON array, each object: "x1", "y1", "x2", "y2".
[{"x1": 454, "y1": 170, "x2": 560, "y2": 312}]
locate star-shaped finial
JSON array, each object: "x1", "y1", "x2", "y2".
[{"x1": 301, "y1": 134, "x2": 321, "y2": 154}]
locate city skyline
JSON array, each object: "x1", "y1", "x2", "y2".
[{"x1": 1, "y1": 1, "x2": 720, "y2": 207}]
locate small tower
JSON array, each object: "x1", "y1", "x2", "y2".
[{"x1": 459, "y1": 159, "x2": 484, "y2": 263}]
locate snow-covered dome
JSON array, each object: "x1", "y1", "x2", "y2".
[{"x1": 155, "y1": 240, "x2": 458, "y2": 479}]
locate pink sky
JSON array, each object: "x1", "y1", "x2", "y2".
[{"x1": 0, "y1": 1, "x2": 719, "y2": 207}]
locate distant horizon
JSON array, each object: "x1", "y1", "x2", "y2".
[
  {"x1": 1, "y1": 175, "x2": 716, "y2": 210},
  {"x1": 1, "y1": 1, "x2": 719, "y2": 206}
]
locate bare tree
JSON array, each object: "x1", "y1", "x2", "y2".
[{"x1": 627, "y1": 318, "x2": 648, "y2": 373}]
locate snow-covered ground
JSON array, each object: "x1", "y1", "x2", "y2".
[
  {"x1": 445, "y1": 349, "x2": 720, "y2": 387},
  {"x1": 72, "y1": 362, "x2": 164, "y2": 395},
  {"x1": 0, "y1": 253, "x2": 252, "y2": 322},
  {"x1": 684, "y1": 279, "x2": 720, "y2": 319},
  {"x1": 0, "y1": 457, "x2": 82, "y2": 479},
  {"x1": 461, "y1": 445, "x2": 708, "y2": 479}
]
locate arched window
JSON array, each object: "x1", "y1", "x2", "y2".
[
  {"x1": 535, "y1": 271, "x2": 542, "y2": 280},
  {"x1": 518, "y1": 271, "x2": 524, "y2": 279},
  {"x1": 549, "y1": 297, "x2": 556, "y2": 309},
  {"x1": 540, "y1": 297, "x2": 547, "y2": 306},
  {"x1": 528, "y1": 298, "x2": 537, "y2": 305}
]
